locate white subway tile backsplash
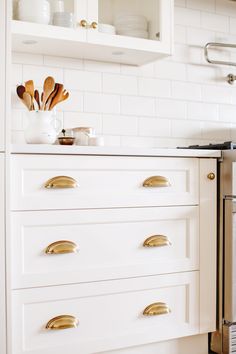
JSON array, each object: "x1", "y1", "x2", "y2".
[
  {"x1": 138, "y1": 78, "x2": 171, "y2": 98},
  {"x1": 155, "y1": 61, "x2": 187, "y2": 81},
  {"x1": 172, "y1": 120, "x2": 202, "y2": 138},
  {"x1": 84, "y1": 93, "x2": 120, "y2": 114},
  {"x1": 175, "y1": 7, "x2": 201, "y2": 27},
  {"x1": 157, "y1": 98, "x2": 187, "y2": 119},
  {"x1": 201, "y1": 85, "x2": 232, "y2": 104},
  {"x1": 64, "y1": 70, "x2": 102, "y2": 92},
  {"x1": 188, "y1": 102, "x2": 219, "y2": 121},
  {"x1": 22, "y1": 65, "x2": 63, "y2": 88},
  {"x1": 102, "y1": 115, "x2": 138, "y2": 136},
  {"x1": 121, "y1": 96, "x2": 155, "y2": 116},
  {"x1": 11, "y1": 0, "x2": 236, "y2": 148},
  {"x1": 172, "y1": 81, "x2": 202, "y2": 101},
  {"x1": 63, "y1": 112, "x2": 102, "y2": 133},
  {"x1": 12, "y1": 64, "x2": 22, "y2": 86},
  {"x1": 103, "y1": 74, "x2": 138, "y2": 95},
  {"x1": 139, "y1": 117, "x2": 171, "y2": 137},
  {"x1": 187, "y1": 0, "x2": 215, "y2": 12},
  {"x1": 219, "y1": 104, "x2": 236, "y2": 122},
  {"x1": 201, "y1": 12, "x2": 229, "y2": 33}
]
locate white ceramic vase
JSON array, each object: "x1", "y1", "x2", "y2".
[{"x1": 18, "y1": 0, "x2": 51, "y2": 25}]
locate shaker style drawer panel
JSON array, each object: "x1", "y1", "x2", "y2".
[
  {"x1": 11, "y1": 155, "x2": 199, "y2": 210},
  {"x1": 11, "y1": 206, "x2": 199, "y2": 289},
  {"x1": 12, "y1": 272, "x2": 199, "y2": 354}
]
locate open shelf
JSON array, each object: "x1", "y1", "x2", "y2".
[{"x1": 12, "y1": 20, "x2": 170, "y2": 65}]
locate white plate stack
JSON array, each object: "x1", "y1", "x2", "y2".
[{"x1": 114, "y1": 15, "x2": 148, "y2": 39}]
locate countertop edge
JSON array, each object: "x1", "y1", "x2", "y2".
[{"x1": 10, "y1": 144, "x2": 222, "y2": 158}]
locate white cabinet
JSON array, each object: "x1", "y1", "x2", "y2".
[
  {"x1": 12, "y1": 272, "x2": 199, "y2": 354},
  {"x1": 12, "y1": 0, "x2": 174, "y2": 65},
  {"x1": 0, "y1": 154, "x2": 5, "y2": 354},
  {"x1": 0, "y1": 0, "x2": 6, "y2": 151},
  {"x1": 9, "y1": 153, "x2": 217, "y2": 354}
]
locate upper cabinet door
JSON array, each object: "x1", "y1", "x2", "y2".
[
  {"x1": 86, "y1": 0, "x2": 174, "y2": 65},
  {"x1": 0, "y1": 0, "x2": 6, "y2": 151}
]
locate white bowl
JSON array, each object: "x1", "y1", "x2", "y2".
[
  {"x1": 18, "y1": 0, "x2": 50, "y2": 24},
  {"x1": 98, "y1": 23, "x2": 116, "y2": 35},
  {"x1": 115, "y1": 22, "x2": 148, "y2": 31},
  {"x1": 114, "y1": 14, "x2": 147, "y2": 23},
  {"x1": 117, "y1": 29, "x2": 149, "y2": 39}
]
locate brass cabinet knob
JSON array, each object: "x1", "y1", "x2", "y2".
[
  {"x1": 143, "y1": 302, "x2": 171, "y2": 316},
  {"x1": 143, "y1": 176, "x2": 171, "y2": 188},
  {"x1": 207, "y1": 172, "x2": 216, "y2": 180},
  {"x1": 46, "y1": 315, "x2": 79, "y2": 330},
  {"x1": 44, "y1": 176, "x2": 78, "y2": 189},
  {"x1": 45, "y1": 241, "x2": 78, "y2": 255},
  {"x1": 90, "y1": 21, "x2": 98, "y2": 29},
  {"x1": 143, "y1": 235, "x2": 172, "y2": 248},
  {"x1": 80, "y1": 19, "x2": 88, "y2": 28}
]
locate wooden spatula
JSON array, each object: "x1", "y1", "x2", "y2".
[
  {"x1": 49, "y1": 84, "x2": 69, "y2": 110},
  {"x1": 16, "y1": 85, "x2": 25, "y2": 99},
  {"x1": 34, "y1": 90, "x2": 40, "y2": 110},
  {"x1": 42, "y1": 76, "x2": 55, "y2": 110},
  {"x1": 45, "y1": 83, "x2": 59, "y2": 111}
]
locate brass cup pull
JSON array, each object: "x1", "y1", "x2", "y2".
[
  {"x1": 207, "y1": 172, "x2": 216, "y2": 180},
  {"x1": 143, "y1": 302, "x2": 171, "y2": 316},
  {"x1": 80, "y1": 19, "x2": 88, "y2": 28},
  {"x1": 44, "y1": 176, "x2": 78, "y2": 189},
  {"x1": 143, "y1": 235, "x2": 172, "y2": 248},
  {"x1": 90, "y1": 21, "x2": 98, "y2": 29},
  {"x1": 46, "y1": 315, "x2": 79, "y2": 330},
  {"x1": 45, "y1": 241, "x2": 78, "y2": 255},
  {"x1": 143, "y1": 176, "x2": 171, "y2": 188}
]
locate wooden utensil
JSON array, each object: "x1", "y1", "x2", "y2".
[
  {"x1": 25, "y1": 80, "x2": 35, "y2": 110},
  {"x1": 45, "y1": 83, "x2": 59, "y2": 111},
  {"x1": 34, "y1": 90, "x2": 40, "y2": 110},
  {"x1": 16, "y1": 85, "x2": 25, "y2": 99},
  {"x1": 49, "y1": 84, "x2": 69, "y2": 110},
  {"x1": 42, "y1": 76, "x2": 55, "y2": 110},
  {"x1": 23, "y1": 92, "x2": 33, "y2": 111}
]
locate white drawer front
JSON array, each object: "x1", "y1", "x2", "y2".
[
  {"x1": 12, "y1": 272, "x2": 199, "y2": 354},
  {"x1": 11, "y1": 207, "x2": 199, "y2": 289},
  {"x1": 11, "y1": 155, "x2": 199, "y2": 210}
]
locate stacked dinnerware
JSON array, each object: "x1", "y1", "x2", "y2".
[{"x1": 114, "y1": 15, "x2": 148, "y2": 39}]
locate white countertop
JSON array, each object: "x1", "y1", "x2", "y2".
[{"x1": 11, "y1": 144, "x2": 222, "y2": 158}]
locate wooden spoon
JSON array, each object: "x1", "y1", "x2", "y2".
[
  {"x1": 34, "y1": 90, "x2": 40, "y2": 110},
  {"x1": 16, "y1": 85, "x2": 25, "y2": 99},
  {"x1": 42, "y1": 76, "x2": 55, "y2": 110},
  {"x1": 25, "y1": 80, "x2": 35, "y2": 110},
  {"x1": 23, "y1": 92, "x2": 33, "y2": 111}
]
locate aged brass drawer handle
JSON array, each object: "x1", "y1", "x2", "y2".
[
  {"x1": 143, "y1": 235, "x2": 172, "y2": 248},
  {"x1": 44, "y1": 176, "x2": 78, "y2": 189},
  {"x1": 46, "y1": 315, "x2": 79, "y2": 330},
  {"x1": 143, "y1": 176, "x2": 171, "y2": 188},
  {"x1": 45, "y1": 241, "x2": 78, "y2": 255},
  {"x1": 143, "y1": 302, "x2": 171, "y2": 316}
]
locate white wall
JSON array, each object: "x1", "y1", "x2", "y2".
[{"x1": 11, "y1": 0, "x2": 236, "y2": 148}]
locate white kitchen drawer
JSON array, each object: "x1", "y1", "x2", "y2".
[
  {"x1": 11, "y1": 155, "x2": 199, "y2": 210},
  {"x1": 12, "y1": 272, "x2": 199, "y2": 354},
  {"x1": 11, "y1": 206, "x2": 199, "y2": 289}
]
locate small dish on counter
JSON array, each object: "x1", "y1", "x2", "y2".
[
  {"x1": 58, "y1": 129, "x2": 75, "y2": 145},
  {"x1": 58, "y1": 137, "x2": 75, "y2": 145}
]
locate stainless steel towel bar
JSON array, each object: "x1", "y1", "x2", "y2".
[{"x1": 204, "y1": 42, "x2": 236, "y2": 84}]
